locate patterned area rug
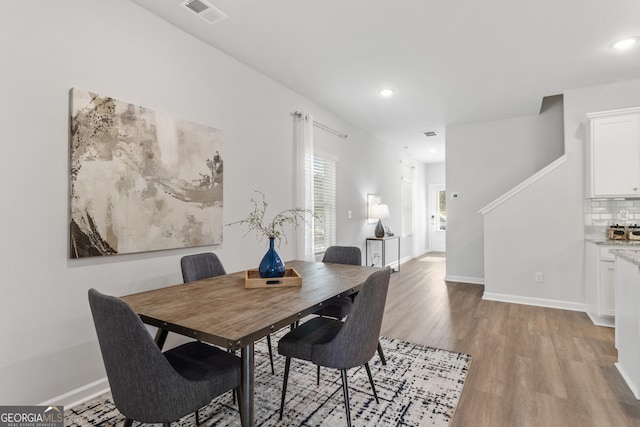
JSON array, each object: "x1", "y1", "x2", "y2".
[{"x1": 65, "y1": 335, "x2": 471, "y2": 426}]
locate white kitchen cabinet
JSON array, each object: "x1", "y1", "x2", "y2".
[
  {"x1": 586, "y1": 107, "x2": 640, "y2": 198},
  {"x1": 585, "y1": 241, "x2": 616, "y2": 327}
]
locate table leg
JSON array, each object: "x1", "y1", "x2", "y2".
[
  {"x1": 240, "y1": 343, "x2": 255, "y2": 427},
  {"x1": 154, "y1": 328, "x2": 168, "y2": 349},
  {"x1": 366, "y1": 240, "x2": 369, "y2": 266},
  {"x1": 382, "y1": 239, "x2": 386, "y2": 268}
]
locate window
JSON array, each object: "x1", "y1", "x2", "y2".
[
  {"x1": 313, "y1": 153, "x2": 336, "y2": 254},
  {"x1": 437, "y1": 190, "x2": 447, "y2": 231}
]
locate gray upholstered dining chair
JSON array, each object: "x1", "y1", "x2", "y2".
[
  {"x1": 181, "y1": 252, "x2": 275, "y2": 375},
  {"x1": 314, "y1": 246, "x2": 361, "y2": 319},
  {"x1": 278, "y1": 267, "x2": 391, "y2": 427},
  {"x1": 88, "y1": 288, "x2": 241, "y2": 427},
  {"x1": 315, "y1": 246, "x2": 387, "y2": 366},
  {"x1": 180, "y1": 252, "x2": 226, "y2": 283}
]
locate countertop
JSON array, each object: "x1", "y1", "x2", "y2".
[
  {"x1": 611, "y1": 249, "x2": 640, "y2": 266},
  {"x1": 585, "y1": 236, "x2": 640, "y2": 246}
]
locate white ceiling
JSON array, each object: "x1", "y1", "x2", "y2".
[{"x1": 130, "y1": 0, "x2": 640, "y2": 163}]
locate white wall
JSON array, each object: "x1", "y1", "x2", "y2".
[
  {"x1": 313, "y1": 126, "x2": 426, "y2": 260},
  {"x1": 0, "y1": 0, "x2": 429, "y2": 406},
  {"x1": 482, "y1": 78, "x2": 640, "y2": 308},
  {"x1": 445, "y1": 97, "x2": 564, "y2": 283},
  {"x1": 424, "y1": 163, "x2": 446, "y2": 187},
  {"x1": 482, "y1": 160, "x2": 586, "y2": 309}
]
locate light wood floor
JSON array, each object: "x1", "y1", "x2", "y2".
[{"x1": 380, "y1": 253, "x2": 640, "y2": 427}]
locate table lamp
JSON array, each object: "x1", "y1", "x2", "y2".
[{"x1": 370, "y1": 203, "x2": 390, "y2": 238}]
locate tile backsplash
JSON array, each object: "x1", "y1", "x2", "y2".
[{"x1": 585, "y1": 199, "x2": 640, "y2": 236}]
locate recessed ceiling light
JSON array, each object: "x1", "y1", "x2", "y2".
[
  {"x1": 612, "y1": 37, "x2": 639, "y2": 50},
  {"x1": 379, "y1": 89, "x2": 395, "y2": 98}
]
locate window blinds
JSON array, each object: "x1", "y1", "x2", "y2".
[{"x1": 313, "y1": 154, "x2": 337, "y2": 254}]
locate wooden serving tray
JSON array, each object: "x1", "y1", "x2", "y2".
[{"x1": 244, "y1": 268, "x2": 302, "y2": 288}]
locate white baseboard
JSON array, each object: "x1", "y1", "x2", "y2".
[
  {"x1": 482, "y1": 292, "x2": 586, "y2": 312},
  {"x1": 586, "y1": 311, "x2": 615, "y2": 328},
  {"x1": 39, "y1": 377, "x2": 109, "y2": 410},
  {"x1": 381, "y1": 256, "x2": 412, "y2": 271},
  {"x1": 616, "y1": 363, "x2": 640, "y2": 400},
  {"x1": 400, "y1": 256, "x2": 412, "y2": 264},
  {"x1": 415, "y1": 248, "x2": 431, "y2": 257},
  {"x1": 444, "y1": 275, "x2": 485, "y2": 285}
]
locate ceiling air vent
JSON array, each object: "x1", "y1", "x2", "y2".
[
  {"x1": 181, "y1": 0, "x2": 228, "y2": 25},
  {"x1": 423, "y1": 131, "x2": 438, "y2": 137}
]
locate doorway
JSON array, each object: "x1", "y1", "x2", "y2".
[{"x1": 429, "y1": 184, "x2": 446, "y2": 252}]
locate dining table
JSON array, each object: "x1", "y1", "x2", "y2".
[{"x1": 120, "y1": 259, "x2": 380, "y2": 427}]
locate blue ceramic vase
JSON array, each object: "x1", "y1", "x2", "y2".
[{"x1": 259, "y1": 237, "x2": 286, "y2": 278}]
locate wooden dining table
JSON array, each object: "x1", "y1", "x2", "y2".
[{"x1": 120, "y1": 259, "x2": 380, "y2": 427}]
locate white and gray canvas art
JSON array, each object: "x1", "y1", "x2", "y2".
[{"x1": 69, "y1": 88, "x2": 223, "y2": 258}]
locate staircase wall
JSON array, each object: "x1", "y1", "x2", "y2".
[
  {"x1": 482, "y1": 78, "x2": 640, "y2": 309},
  {"x1": 445, "y1": 96, "x2": 564, "y2": 283}
]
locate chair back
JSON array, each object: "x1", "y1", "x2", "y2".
[
  {"x1": 181, "y1": 252, "x2": 226, "y2": 282},
  {"x1": 322, "y1": 246, "x2": 361, "y2": 266},
  {"x1": 88, "y1": 289, "x2": 203, "y2": 422},
  {"x1": 312, "y1": 267, "x2": 391, "y2": 369}
]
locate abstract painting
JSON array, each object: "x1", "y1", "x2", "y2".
[{"x1": 69, "y1": 88, "x2": 223, "y2": 258}]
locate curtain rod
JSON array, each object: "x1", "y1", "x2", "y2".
[{"x1": 292, "y1": 112, "x2": 348, "y2": 139}]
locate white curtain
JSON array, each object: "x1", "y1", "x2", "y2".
[{"x1": 293, "y1": 112, "x2": 315, "y2": 261}]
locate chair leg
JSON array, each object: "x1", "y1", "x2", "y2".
[
  {"x1": 279, "y1": 356, "x2": 292, "y2": 420},
  {"x1": 340, "y1": 369, "x2": 352, "y2": 427},
  {"x1": 235, "y1": 386, "x2": 242, "y2": 412},
  {"x1": 163, "y1": 423, "x2": 171, "y2": 427},
  {"x1": 123, "y1": 419, "x2": 133, "y2": 427},
  {"x1": 377, "y1": 341, "x2": 387, "y2": 365},
  {"x1": 267, "y1": 334, "x2": 275, "y2": 375},
  {"x1": 195, "y1": 409, "x2": 201, "y2": 425},
  {"x1": 317, "y1": 364, "x2": 321, "y2": 385},
  {"x1": 364, "y1": 362, "x2": 379, "y2": 404}
]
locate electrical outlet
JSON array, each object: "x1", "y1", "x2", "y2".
[{"x1": 535, "y1": 272, "x2": 544, "y2": 283}]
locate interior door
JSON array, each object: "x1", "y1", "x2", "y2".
[{"x1": 429, "y1": 184, "x2": 446, "y2": 252}]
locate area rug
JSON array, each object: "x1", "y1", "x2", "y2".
[{"x1": 65, "y1": 335, "x2": 471, "y2": 427}]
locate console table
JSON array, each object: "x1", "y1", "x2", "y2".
[{"x1": 365, "y1": 236, "x2": 400, "y2": 273}]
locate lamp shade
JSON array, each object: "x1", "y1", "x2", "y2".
[{"x1": 370, "y1": 203, "x2": 390, "y2": 220}]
